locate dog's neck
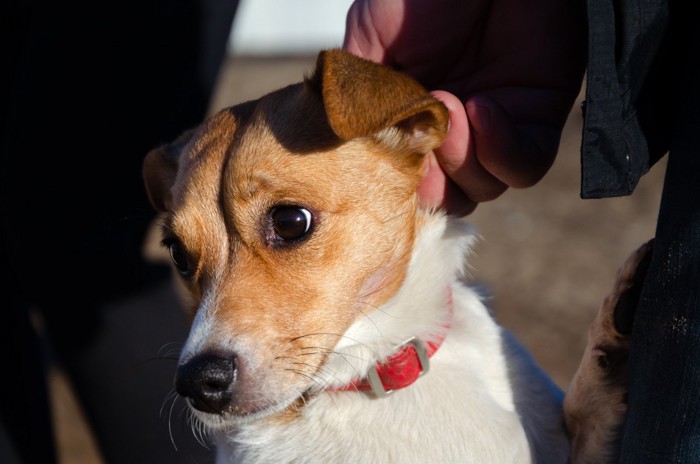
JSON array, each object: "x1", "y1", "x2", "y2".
[
  {"x1": 319, "y1": 211, "x2": 477, "y2": 393},
  {"x1": 327, "y1": 284, "x2": 452, "y2": 397}
]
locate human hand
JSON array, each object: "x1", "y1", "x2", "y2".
[{"x1": 344, "y1": 0, "x2": 587, "y2": 215}]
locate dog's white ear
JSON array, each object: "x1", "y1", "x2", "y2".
[
  {"x1": 142, "y1": 127, "x2": 196, "y2": 212},
  {"x1": 310, "y1": 49, "x2": 449, "y2": 157}
]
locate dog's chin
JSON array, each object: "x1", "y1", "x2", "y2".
[{"x1": 185, "y1": 390, "x2": 307, "y2": 431}]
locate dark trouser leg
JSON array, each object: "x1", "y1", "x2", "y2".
[
  {"x1": 2, "y1": 1, "x2": 238, "y2": 462},
  {"x1": 0, "y1": 291, "x2": 55, "y2": 464},
  {"x1": 619, "y1": 28, "x2": 700, "y2": 462}
]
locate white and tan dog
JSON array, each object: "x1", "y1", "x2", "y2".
[{"x1": 143, "y1": 49, "x2": 640, "y2": 463}]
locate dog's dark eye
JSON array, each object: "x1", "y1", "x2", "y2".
[
  {"x1": 270, "y1": 205, "x2": 313, "y2": 242},
  {"x1": 163, "y1": 238, "x2": 194, "y2": 277}
]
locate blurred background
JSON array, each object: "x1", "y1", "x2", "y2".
[{"x1": 49, "y1": 0, "x2": 664, "y2": 462}]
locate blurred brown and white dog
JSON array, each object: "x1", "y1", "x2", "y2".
[
  {"x1": 564, "y1": 239, "x2": 652, "y2": 463},
  {"x1": 143, "y1": 48, "x2": 641, "y2": 463}
]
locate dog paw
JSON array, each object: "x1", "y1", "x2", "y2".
[{"x1": 563, "y1": 238, "x2": 653, "y2": 464}]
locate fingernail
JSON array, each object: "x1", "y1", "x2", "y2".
[{"x1": 467, "y1": 105, "x2": 491, "y2": 133}]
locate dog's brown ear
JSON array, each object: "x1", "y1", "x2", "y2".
[
  {"x1": 310, "y1": 49, "x2": 448, "y2": 156},
  {"x1": 142, "y1": 127, "x2": 196, "y2": 212}
]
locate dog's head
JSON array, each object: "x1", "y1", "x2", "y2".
[{"x1": 143, "y1": 49, "x2": 448, "y2": 426}]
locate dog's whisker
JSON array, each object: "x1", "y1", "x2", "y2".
[
  {"x1": 351, "y1": 303, "x2": 387, "y2": 336},
  {"x1": 164, "y1": 348, "x2": 183, "y2": 360},
  {"x1": 194, "y1": 419, "x2": 211, "y2": 449},
  {"x1": 288, "y1": 332, "x2": 342, "y2": 343},
  {"x1": 313, "y1": 366, "x2": 346, "y2": 387},
  {"x1": 185, "y1": 409, "x2": 210, "y2": 449},
  {"x1": 167, "y1": 394, "x2": 180, "y2": 452},
  {"x1": 292, "y1": 345, "x2": 373, "y2": 366},
  {"x1": 276, "y1": 351, "x2": 349, "y2": 388},
  {"x1": 288, "y1": 333, "x2": 379, "y2": 356},
  {"x1": 157, "y1": 341, "x2": 184, "y2": 358},
  {"x1": 160, "y1": 389, "x2": 179, "y2": 419},
  {"x1": 286, "y1": 369, "x2": 332, "y2": 392},
  {"x1": 327, "y1": 351, "x2": 369, "y2": 380},
  {"x1": 282, "y1": 360, "x2": 321, "y2": 370},
  {"x1": 279, "y1": 341, "x2": 377, "y2": 380},
  {"x1": 386, "y1": 210, "x2": 411, "y2": 225},
  {"x1": 137, "y1": 343, "x2": 184, "y2": 368},
  {"x1": 284, "y1": 340, "x2": 380, "y2": 387},
  {"x1": 282, "y1": 351, "x2": 365, "y2": 391}
]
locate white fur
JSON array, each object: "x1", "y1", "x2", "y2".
[{"x1": 214, "y1": 212, "x2": 570, "y2": 463}]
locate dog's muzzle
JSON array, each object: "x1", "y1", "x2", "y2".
[{"x1": 175, "y1": 352, "x2": 236, "y2": 414}]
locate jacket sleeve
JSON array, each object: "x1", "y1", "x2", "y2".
[{"x1": 581, "y1": 0, "x2": 676, "y2": 199}]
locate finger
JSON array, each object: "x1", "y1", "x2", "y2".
[
  {"x1": 418, "y1": 152, "x2": 477, "y2": 216},
  {"x1": 342, "y1": 0, "x2": 402, "y2": 63},
  {"x1": 430, "y1": 91, "x2": 508, "y2": 204},
  {"x1": 342, "y1": 1, "x2": 373, "y2": 57},
  {"x1": 465, "y1": 95, "x2": 558, "y2": 188}
]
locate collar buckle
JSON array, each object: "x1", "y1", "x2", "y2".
[{"x1": 366, "y1": 336, "x2": 431, "y2": 398}]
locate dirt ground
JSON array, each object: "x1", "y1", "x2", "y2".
[{"x1": 51, "y1": 55, "x2": 666, "y2": 462}]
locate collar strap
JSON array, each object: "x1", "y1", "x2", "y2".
[{"x1": 328, "y1": 286, "x2": 452, "y2": 398}]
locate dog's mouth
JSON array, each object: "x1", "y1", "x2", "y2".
[{"x1": 183, "y1": 394, "x2": 305, "y2": 430}]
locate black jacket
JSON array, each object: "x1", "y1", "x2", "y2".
[{"x1": 581, "y1": 0, "x2": 690, "y2": 198}]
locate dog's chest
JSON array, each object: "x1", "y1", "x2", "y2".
[{"x1": 220, "y1": 389, "x2": 533, "y2": 464}]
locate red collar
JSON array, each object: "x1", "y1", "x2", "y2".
[{"x1": 329, "y1": 286, "x2": 452, "y2": 398}]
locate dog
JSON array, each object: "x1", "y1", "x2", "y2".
[
  {"x1": 143, "y1": 48, "x2": 636, "y2": 463},
  {"x1": 563, "y1": 239, "x2": 653, "y2": 463}
]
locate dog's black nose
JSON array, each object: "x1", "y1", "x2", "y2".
[{"x1": 175, "y1": 353, "x2": 236, "y2": 414}]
